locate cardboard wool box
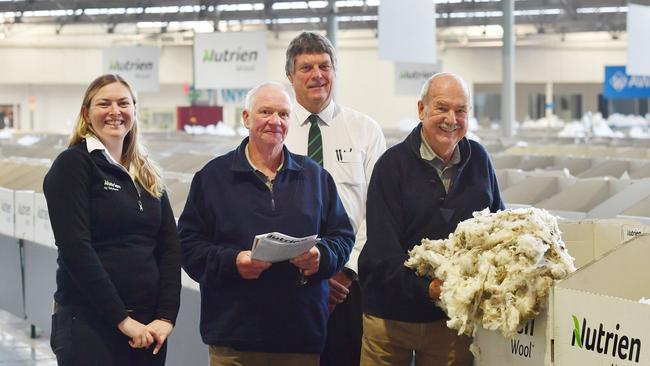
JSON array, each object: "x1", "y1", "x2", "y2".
[
  {"x1": 496, "y1": 169, "x2": 530, "y2": 191},
  {"x1": 559, "y1": 218, "x2": 649, "y2": 268},
  {"x1": 577, "y1": 159, "x2": 630, "y2": 179},
  {"x1": 0, "y1": 187, "x2": 14, "y2": 237},
  {"x1": 516, "y1": 156, "x2": 555, "y2": 171},
  {"x1": 614, "y1": 147, "x2": 649, "y2": 160},
  {"x1": 33, "y1": 193, "x2": 55, "y2": 247},
  {"x1": 551, "y1": 144, "x2": 589, "y2": 157},
  {"x1": 619, "y1": 194, "x2": 650, "y2": 226},
  {"x1": 14, "y1": 190, "x2": 35, "y2": 241},
  {"x1": 545, "y1": 156, "x2": 593, "y2": 176},
  {"x1": 553, "y1": 235, "x2": 650, "y2": 365},
  {"x1": 503, "y1": 143, "x2": 596, "y2": 157},
  {"x1": 502, "y1": 176, "x2": 575, "y2": 207},
  {"x1": 589, "y1": 180, "x2": 650, "y2": 220},
  {"x1": 472, "y1": 219, "x2": 647, "y2": 366},
  {"x1": 628, "y1": 160, "x2": 650, "y2": 179},
  {"x1": 493, "y1": 155, "x2": 524, "y2": 170},
  {"x1": 584, "y1": 145, "x2": 615, "y2": 158},
  {"x1": 474, "y1": 298, "x2": 552, "y2": 366},
  {"x1": 536, "y1": 178, "x2": 631, "y2": 220}
]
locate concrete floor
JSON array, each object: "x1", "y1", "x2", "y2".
[{"x1": 0, "y1": 310, "x2": 56, "y2": 366}]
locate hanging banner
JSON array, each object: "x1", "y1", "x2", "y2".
[
  {"x1": 395, "y1": 62, "x2": 443, "y2": 95},
  {"x1": 627, "y1": 3, "x2": 650, "y2": 76},
  {"x1": 102, "y1": 46, "x2": 160, "y2": 92},
  {"x1": 379, "y1": 0, "x2": 436, "y2": 63},
  {"x1": 194, "y1": 31, "x2": 267, "y2": 89},
  {"x1": 603, "y1": 66, "x2": 650, "y2": 99}
]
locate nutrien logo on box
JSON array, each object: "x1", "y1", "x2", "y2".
[
  {"x1": 37, "y1": 207, "x2": 49, "y2": 220},
  {"x1": 17, "y1": 203, "x2": 31, "y2": 216},
  {"x1": 571, "y1": 315, "x2": 642, "y2": 363}
]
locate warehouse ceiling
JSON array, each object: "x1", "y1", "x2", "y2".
[{"x1": 0, "y1": 0, "x2": 647, "y2": 46}]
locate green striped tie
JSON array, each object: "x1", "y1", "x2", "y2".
[{"x1": 307, "y1": 114, "x2": 323, "y2": 166}]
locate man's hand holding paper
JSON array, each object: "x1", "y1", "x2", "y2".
[
  {"x1": 290, "y1": 246, "x2": 321, "y2": 276},
  {"x1": 236, "y1": 250, "x2": 272, "y2": 279}
]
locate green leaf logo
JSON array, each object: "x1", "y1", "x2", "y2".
[{"x1": 572, "y1": 315, "x2": 583, "y2": 348}]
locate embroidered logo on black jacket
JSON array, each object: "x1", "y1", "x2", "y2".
[{"x1": 103, "y1": 180, "x2": 122, "y2": 192}]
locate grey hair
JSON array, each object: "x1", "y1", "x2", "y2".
[
  {"x1": 285, "y1": 31, "x2": 337, "y2": 76},
  {"x1": 419, "y1": 72, "x2": 471, "y2": 104},
  {"x1": 244, "y1": 81, "x2": 291, "y2": 111}
]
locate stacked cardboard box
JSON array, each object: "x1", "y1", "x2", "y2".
[{"x1": 474, "y1": 219, "x2": 649, "y2": 365}]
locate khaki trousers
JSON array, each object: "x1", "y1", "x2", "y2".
[
  {"x1": 209, "y1": 346, "x2": 320, "y2": 366},
  {"x1": 360, "y1": 314, "x2": 473, "y2": 366}
]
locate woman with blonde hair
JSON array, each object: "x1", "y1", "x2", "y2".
[{"x1": 44, "y1": 74, "x2": 181, "y2": 366}]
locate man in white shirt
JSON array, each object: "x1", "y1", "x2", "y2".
[{"x1": 283, "y1": 31, "x2": 386, "y2": 366}]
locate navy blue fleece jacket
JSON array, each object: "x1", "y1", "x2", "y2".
[{"x1": 178, "y1": 138, "x2": 354, "y2": 353}]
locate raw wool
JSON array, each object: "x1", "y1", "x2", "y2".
[
  {"x1": 640, "y1": 297, "x2": 650, "y2": 305},
  {"x1": 405, "y1": 207, "x2": 576, "y2": 340}
]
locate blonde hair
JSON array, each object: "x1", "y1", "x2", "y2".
[{"x1": 69, "y1": 74, "x2": 164, "y2": 198}]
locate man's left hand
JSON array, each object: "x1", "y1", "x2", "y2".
[
  {"x1": 328, "y1": 271, "x2": 353, "y2": 312},
  {"x1": 429, "y1": 278, "x2": 444, "y2": 300},
  {"x1": 290, "y1": 246, "x2": 320, "y2": 276}
]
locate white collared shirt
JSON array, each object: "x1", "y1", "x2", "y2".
[
  {"x1": 85, "y1": 135, "x2": 140, "y2": 194},
  {"x1": 284, "y1": 100, "x2": 386, "y2": 273}
]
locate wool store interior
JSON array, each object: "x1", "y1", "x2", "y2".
[{"x1": 2, "y1": 0, "x2": 650, "y2": 365}]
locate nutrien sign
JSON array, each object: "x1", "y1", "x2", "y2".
[
  {"x1": 193, "y1": 31, "x2": 267, "y2": 89},
  {"x1": 102, "y1": 46, "x2": 160, "y2": 92},
  {"x1": 394, "y1": 62, "x2": 442, "y2": 95}
]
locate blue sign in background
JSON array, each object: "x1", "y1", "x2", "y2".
[{"x1": 604, "y1": 66, "x2": 650, "y2": 99}]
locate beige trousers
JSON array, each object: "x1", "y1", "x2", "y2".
[
  {"x1": 360, "y1": 314, "x2": 473, "y2": 366},
  {"x1": 209, "y1": 345, "x2": 320, "y2": 366}
]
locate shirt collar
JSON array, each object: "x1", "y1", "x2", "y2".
[
  {"x1": 232, "y1": 137, "x2": 303, "y2": 173},
  {"x1": 85, "y1": 135, "x2": 125, "y2": 169},
  {"x1": 295, "y1": 100, "x2": 337, "y2": 127},
  {"x1": 244, "y1": 141, "x2": 285, "y2": 173},
  {"x1": 419, "y1": 130, "x2": 461, "y2": 167}
]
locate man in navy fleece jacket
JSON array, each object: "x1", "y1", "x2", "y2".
[
  {"x1": 178, "y1": 82, "x2": 354, "y2": 366},
  {"x1": 359, "y1": 73, "x2": 504, "y2": 366}
]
